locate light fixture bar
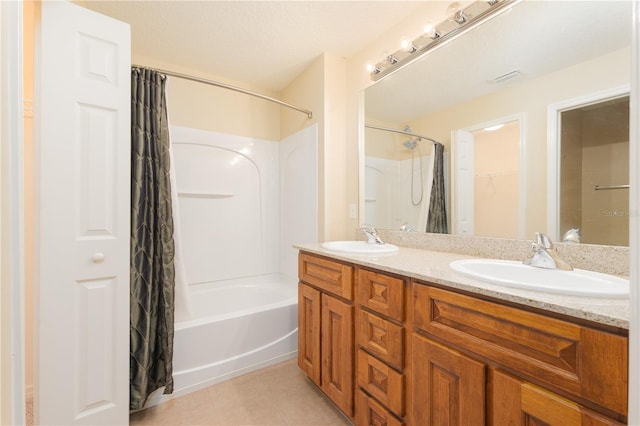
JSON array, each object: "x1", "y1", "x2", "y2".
[{"x1": 370, "y1": 0, "x2": 521, "y2": 82}]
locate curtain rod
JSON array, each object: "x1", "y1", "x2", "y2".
[
  {"x1": 133, "y1": 65, "x2": 313, "y2": 119},
  {"x1": 365, "y1": 124, "x2": 439, "y2": 144}
]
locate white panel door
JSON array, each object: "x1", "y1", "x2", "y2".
[
  {"x1": 36, "y1": 2, "x2": 130, "y2": 425},
  {"x1": 452, "y1": 129, "x2": 475, "y2": 235}
]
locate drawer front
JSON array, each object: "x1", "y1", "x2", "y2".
[
  {"x1": 357, "y1": 350, "x2": 404, "y2": 417},
  {"x1": 358, "y1": 310, "x2": 404, "y2": 370},
  {"x1": 413, "y1": 284, "x2": 628, "y2": 416},
  {"x1": 489, "y1": 369, "x2": 626, "y2": 426},
  {"x1": 357, "y1": 269, "x2": 404, "y2": 321},
  {"x1": 299, "y1": 253, "x2": 353, "y2": 300},
  {"x1": 358, "y1": 390, "x2": 404, "y2": 426}
]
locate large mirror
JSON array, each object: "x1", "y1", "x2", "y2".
[{"x1": 362, "y1": 1, "x2": 631, "y2": 246}]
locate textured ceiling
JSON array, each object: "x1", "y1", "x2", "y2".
[{"x1": 83, "y1": 1, "x2": 425, "y2": 91}]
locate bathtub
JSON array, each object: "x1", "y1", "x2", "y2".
[{"x1": 146, "y1": 273, "x2": 298, "y2": 406}]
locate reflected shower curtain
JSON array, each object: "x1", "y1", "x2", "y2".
[
  {"x1": 426, "y1": 142, "x2": 448, "y2": 233},
  {"x1": 130, "y1": 67, "x2": 176, "y2": 410}
]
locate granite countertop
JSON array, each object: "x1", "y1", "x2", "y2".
[{"x1": 295, "y1": 243, "x2": 630, "y2": 331}]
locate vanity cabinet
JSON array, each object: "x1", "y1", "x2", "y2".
[
  {"x1": 297, "y1": 251, "x2": 629, "y2": 425},
  {"x1": 355, "y1": 268, "x2": 409, "y2": 425},
  {"x1": 298, "y1": 253, "x2": 355, "y2": 418},
  {"x1": 411, "y1": 283, "x2": 628, "y2": 425}
]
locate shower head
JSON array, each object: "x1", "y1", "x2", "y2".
[
  {"x1": 403, "y1": 139, "x2": 418, "y2": 150},
  {"x1": 403, "y1": 125, "x2": 418, "y2": 150}
]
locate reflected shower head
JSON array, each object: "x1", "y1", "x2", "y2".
[{"x1": 404, "y1": 139, "x2": 418, "y2": 150}]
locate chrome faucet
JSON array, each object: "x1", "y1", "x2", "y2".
[
  {"x1": 363, "y1": 226, "x2": 385, "y2": 245},
  {"x1": 523, "y1": 232, "x2": 573, "y2": 271},
  {"x1": 400, "y1": 223, "x2": 415, "y2": 232},
  {"x1": 562, "y1": 228, "x2": 581, "y2": 244}
]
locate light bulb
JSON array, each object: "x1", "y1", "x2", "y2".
[
  {"x1": 401, "y1": 37, "x2": 417, "y2": 53},
  {"x1": 365, "y1": 62, "x2": 381, "y2": 74},
  {"x1": 446, "y1": 2, "x2": 460, "y2": 18},
  {"x1": 423, "y1": 21, "x2": 440, "y2": 39}
]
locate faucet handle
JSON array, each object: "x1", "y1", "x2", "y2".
[
  {"x1": 535, "y1": 232, "x2": 553, "y2": 249},
  {"x1": 562, "y1": 228, "x2": 581, "y2": 244}
]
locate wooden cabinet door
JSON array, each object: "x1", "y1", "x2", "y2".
[
  {"x1": 322, "y1": 294, "x2": 355, "y2": 417},
  {"x1": 298, "y1": 283, "x2": 321, "y2": 385},
  {"x1": 412, "y1": 335, "x2": 485, "y2": 426},
  {"x1": 489, "y1": 369, "x2": 625, "y2": 426}
]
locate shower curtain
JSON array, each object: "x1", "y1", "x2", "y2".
[
  {"x1": 426, "y1": 142, "x2": 448, "y2": 233},
  {"x1": 130, "y1": 67, "x2": 176, "y2": 410}
]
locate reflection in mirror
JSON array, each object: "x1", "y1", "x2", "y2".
[
  {"x1": 364, "y1": 125, "x2": 446, "y2": 233},
  {"x1": 451, "y1": 117, "x2": 522, "y2": 239},
  {"x1": 362, "y1": 1, "x2": 632, "y2": 246},
  {"x1": 558, "y1": 95, "x2": 629, "y2": 246}
]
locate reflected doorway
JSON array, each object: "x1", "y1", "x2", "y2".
[
  {"x1": 452, "y1": 116, "x2": 524, "y2": 238},
  {"x1": 558, "y1": 95, "x2": 630, "y2": 246}
]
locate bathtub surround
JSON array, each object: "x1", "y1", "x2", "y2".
[
  {"x1": 130, "y1": 67, "x2": 176, "y2": 410},
  {"x1": 140, "y1": 124, "x2": 317, "y2": 408}
]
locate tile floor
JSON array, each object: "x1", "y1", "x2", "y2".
[{"x1": 130, "y1": 359, "x2": 353, "y2": 426}]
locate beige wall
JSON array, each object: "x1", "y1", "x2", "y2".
[
  {"x1": 281, "y1": 53, "x2": 348, "y2": 241},
  {"x1": 321, "y1": 54, "x2": 348, "y2": 241},
  {"x1": 133, "y1": 54, "x2": 282, "y2": 142},
  {"x1": 473, "y1": 123, "x2": 520, "y2": 238},
  {"x1": 281, "y1": 54, "x2": 325, "y2": 239}
]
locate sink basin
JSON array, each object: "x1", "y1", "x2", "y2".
[
  {"x1": 321, "y1": 241, "x2": 399, "y2": 255},
  {"x1": 449, "y1": 259, "x2": 628, "y2": 298}
]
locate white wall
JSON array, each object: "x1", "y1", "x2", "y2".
[{"x1": 280, "y1": 124, "x2": 318, "y2": 278}]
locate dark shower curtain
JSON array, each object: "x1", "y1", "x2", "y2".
[
  {"x1": 426, "y1": 142, "x2": 448, "y2": 234},
  {"x1": 130, "y1": 67, "x2": 176, "y2": 410}
]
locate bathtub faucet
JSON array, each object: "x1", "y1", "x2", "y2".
[{"x1": 363, "y1": 226, "x2": 385, "y2": 245}]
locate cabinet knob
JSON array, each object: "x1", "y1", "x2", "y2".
[{"x1": 91, "y1": 252, "x2": 105, "y2": 263}]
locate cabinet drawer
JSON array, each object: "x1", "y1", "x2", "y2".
[
  {"x1": 357, "y1": 390, "x2": 404, "y2": 426},
  {"x1": 358, "y1": 310, "x2": 404, "y2": 370},
  {"x1": 357, "y1": 350, "x2": 404, "y2": 417},
  {"x1": 299, "y1": 253, "x2": 353, "y2": 300},
  {"x1": 413, "y1": 284, "x2": 628, "y2": 416},
  {"x1": 357, "y1": 269, "x2": 404, "y2": 321}
]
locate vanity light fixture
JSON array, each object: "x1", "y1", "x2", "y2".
[
  {"x1": 368, "y1": 0, "x2": 520, "y2": 81},
  {"x1": 453, "y1": 9, "x2": 468, "y2": 24}
]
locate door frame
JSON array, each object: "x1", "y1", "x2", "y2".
[
  {"x1": 546, "y1": 85, "x2": 630, "y2": 240},
  {"x1": 0, "y1": 1, "x2": 25, "y2": 424}
]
